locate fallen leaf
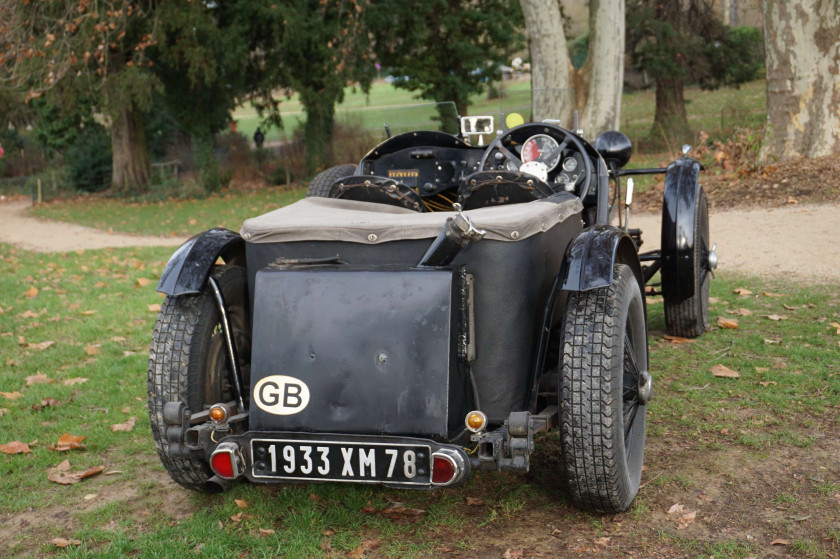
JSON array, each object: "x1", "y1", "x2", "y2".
[
  {"x1": 33, "y1": 398, "x2": 61, "y2": 411},
  {"x1": 147, "y1": 303, "x2": 161, "y2": 312},
  {"x1": 51, "y1": 538, "x2": 81, "y2": 548},
  {"x1": 24, "y1": 286, "x2": 39, "y2": 298},
  {"x1": 47, "y1": 460, "x2": 104, "y2": 485},
  {"x1": 770, "y1": 539, "x2": 790, "y2": 546},
  {"x1": 786, "y1": 196, "x2": 798, "y2": 204},
  {"x1": 762, "y1": 292, "x2": 786, "y2": 298},
  {"x1": 136, "y1": 277, "x2": 152, "y2": 287},
  {"x1": 717, "y1": 317, "x2": 739, "y2": 329},
  {"x1": 755, "y1": 367, "x2": 769, "y2": 373},
  {"x1": 110, "y1": 417, "x2": 136, "y2": 432},
  {"x1": 0, "y1": 408, "x2": 8, "y2": 417},
  {"x1": 1, "y1": 391, "x2": 23, "y2": 400},
  {"x1": 1, "y1": 441, "x2": 31, "y2": 454},
  {"x1": 664, "y1": 334, "x2": 695, "y2": 344},
  {"x1": 772, "y1": 361, "x2": 788, "y2": 369},
  {"x1": 734, "y1": 288, "x2": 752, "y2": 296},
  {"x1": 20, "y1": 310, "x2": 40, "y2": 318},
  {"x1": 26, "y1": 372, "x2": 52, "y2": 386},
  {"x1": 230, "y1": 512, "x2": 255, "y2": 522},
  {"x1": 502, "y1": 549, "x2": 525, "y2": 559},
  {"x1": 710, "y1": 364, "x2": 740, "y2": 379},
  {"x1": 63, "y1": 377, "x2": 89, "y2": 386},
  {"x1": 667, "y1": 503, "x2": 697, "y2": 529},
  {"x1": 348, "y1": 539, "x2": 382, "y2": 558},
  {"x1": 84, "y1": 344, "x2": 100, "y2": 356},
  {"x1": 257, "y1": 528, "x2": 275, "y2": 537},
  {"x1": 764, "y1": 338, "x2": 782, "y2": 344},
  {"x1": 593, "y1": 537, "x2": 611, "y2": 548},
  {"x1": 111, "y1": 336, "x2": 127, "y2": 342},
  {"x1": 759, "y1": 381, "x2": 777, "y2": 387},
  {"x1": 93, "y1": 281, "x2": 108, "y2": 288},
  {"x1": 766, "y1": 314, "x2": 788, "y2": 321},
  {"x1": 465, "y1": 497, "x2": 486, "y2": 506},
  {"x1": 380, "y1": 504, "x2": 427, "y2": 521},
  {"x1": 50, "y1": 433, "x2": 87, "y2": 451},
  {"x1": 80, "y1": 310, "x2": 97, "y2": 316},
  {"x1": 28, "y1": 340, "x2": 56, "y2": 351},
  {"x1": 829, "y1": 322, "x2": 840, "y2": 335},
  {"x1": 729, "y1": 308, "x2": 753, "y2": 316},
  {"x1": 189, "y1": 218, "x2": 198, "y2": 225},
  {"x1": 783, "y1": 304, "x2": 797, "y2": 311},
  {"x1": 235, "y1": 499, "x2": 249, "y2": 508}
]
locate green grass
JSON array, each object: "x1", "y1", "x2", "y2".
[
  {"x1": 3, "y1": 241, "x2": 839, "y2": 556},
  {"x1": 30, "y1": 187, "x2": 307, "y2": 238}
]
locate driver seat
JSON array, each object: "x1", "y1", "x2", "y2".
[{"x1": 457, "y1": 171, "x2": 555, "y2": 210}]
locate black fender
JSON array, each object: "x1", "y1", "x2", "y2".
[
  {"x1": 157, "y1": 228, "x2": 246, "y2": 296},
  {"x1": 561, "y1": 225, "x2": 645, "y2": 294},
  {"x1": 661, "y1": 157, "x2": 702, "y2": 302}
]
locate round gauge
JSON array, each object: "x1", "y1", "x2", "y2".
[
  {"x1": 562, "y1": 156, "x2": 578, "y2": 172},
  {"x1": 521, "y1": 134, "x2": 562, "y2": 171}
]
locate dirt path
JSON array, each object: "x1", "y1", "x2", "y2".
[
  {"x1": 1, "y1": 197, "x2": 839, "y2": 282},
  {"x1": 631, "y1": 203, "x2": 840, "y2": 283},
  {"x1": 0, "y1": 199, "x2": 187, "y2": 252}
]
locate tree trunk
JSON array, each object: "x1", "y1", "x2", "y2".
[
  {"x1": 581, "y1": 0, "x2": 625, "y2": 137},
  {"x1": 760, "y1": 0, "x2": 840, "y2": 164},
  {"x1": 652, "y1": 77, "x2": 690, "y2": 145},
  {"x1": 519, "y1": 0, "x2": 573, "y2": 124},
  {"x1": 302, "y1": 91, "x2": 337, "y2": 177},
  {"x1": 111, "y1": 108, "x2": 150, "y2": 193},
  {"x1": 190, "y1": 124, "x2": 221, "y2": 192}
]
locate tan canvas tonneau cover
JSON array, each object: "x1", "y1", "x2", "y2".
[{"x1": 241, "y1": 195, "x2": 583, "y2": 244}]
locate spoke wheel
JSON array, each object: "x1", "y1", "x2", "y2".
[
  {"x1": 559, "y1": 264, "x2": 649, "y2": 513},
  {"x1": 664, "y1": 187, "x2": 711, "y2": 337},
  {"x1": 148, "y1": 266, "x2": 250, "y2": 491}
]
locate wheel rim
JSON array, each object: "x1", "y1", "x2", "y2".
[
  {"x1": 696, "y1": 193, "x2": 711, "y2": 324},
  {"x1": 622, "y1": 308, "x2": 647, "y2": 478}
]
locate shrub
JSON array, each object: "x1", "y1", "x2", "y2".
[{"x1": 65, "y1": 125, "x2": 112, "y2": 192}]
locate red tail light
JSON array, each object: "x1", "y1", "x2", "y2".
[
  {"x1": 432, "y1": 454, "x2": 457, "y2": 484},
  {"x1": 210, "y1": 442, "x2": 244, "y2": 480}
]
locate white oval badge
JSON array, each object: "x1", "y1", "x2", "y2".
[{"x1": 254, "y1": 375, "x2": 310, "y2": 415}]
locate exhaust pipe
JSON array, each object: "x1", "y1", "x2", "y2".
[{"x1": 203, "y1": 475, "x2": 234, "y2": 494}]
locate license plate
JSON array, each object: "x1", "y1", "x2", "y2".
[{"x1": 251, "y1": 439, "x2": 431, "y2": 485}]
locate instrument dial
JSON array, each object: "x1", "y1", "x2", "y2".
[{"x1": 521, "y1": 134, "x2": 562, "y2": 171}]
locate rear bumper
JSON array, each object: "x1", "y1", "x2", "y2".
[{"x1": 215, "y1": 431, "x2": 471, "y2": 489}]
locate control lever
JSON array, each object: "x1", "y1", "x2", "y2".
[
  {"x1": 418, "y1": 203, "x2": 486, "y2": 267},
  {"x1": 624, "y1": 177, "x2": 634, "y2": 231}
]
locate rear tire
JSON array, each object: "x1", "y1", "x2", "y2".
[
  {"x1": 663, "y1": 187, "x2": 710, "y2": 337},
  {"x1": 306, "y1": 164, "x2": 357, "y2": 198},
  {"x1": 148, "y1": 266, "x2": 250, "y2": 491},
  {"x1": 559, "y1": 264, "x2": 648, "y2": 513}
]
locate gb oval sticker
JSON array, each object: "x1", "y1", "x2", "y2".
[{"x1": 254, "y1": 375, "x2": 310, "y2": 415}]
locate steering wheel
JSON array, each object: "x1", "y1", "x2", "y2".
[{"x1": 478, "y1": 123, "x2": 592, "y2": 198}]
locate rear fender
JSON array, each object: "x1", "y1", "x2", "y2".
[
  {"x1": 561, "y1": 225, "x2": 644, "y2": 294},
  {"x1": 661, "y1": 158, "x2": 703, "y2": 302},
  {"x1": 157, "y1": 228, "x2": 246, "y2": 296}
]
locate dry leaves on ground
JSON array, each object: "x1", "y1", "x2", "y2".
[
  {"x1": 28, "y1": 340, "x2": 55, "y2": 351},
  {"x1": 770, "y1": 539, "x2": 791, "y2": 546},
  {"x1": 728, "y1": 308, "x2": 753, "y2": 316},
  {"x1": 33, "y1": 398, "x2": 61, "y2": 411},
  {"x1": 147, "y1": 303, "x2": 162, "y2": 313},
  {"x1": 762, "y1": 292, "x2": 786, "y2": 298},
  {"x1": 235, "y1": 499, "x2": 249, "y2": 508},
  {"x1": 25, "y1": 372, "x2": 52, "y2": 385},
  {"x1": 230, "y1": 512, "x2": 255, "y2": 523},
  {"x1": 664, "y1": 335, "x2": 696, "y2": 345},
  {"x1": 50, "y1": 433, "x2": 87, "y2": 451},
  {"x1": 136, "y1": 277, "x2": 152, "y2": 288},
  {"x1": 47, "y1": 460, "x2": 104, "y2": 485},
  {"x1": 84, "y1": 344, "x2": 100, "y2": 356},
  {"x1": 348, "y1": 539, "x2": 382, "y2": 558},
  {"x1": 717, "y1": 317, "x2": 739, "y2": 329},
  {"x1": 1, "y1": 441, "x2": 32, "y2": 454},
  {"x1": 767, "y1": 314, "x2": 789, "y2": 321},
  {"x1": 710, "y1": 364, "x2": 740, "y2": 379},
  {"x1": 465, "y1": 496, "x2": 486, "y2": 506},
  {"x1": 734, "y1": 288, "x2": 752, "y2": 296},
  {"x1": 1, "y1": 391, "x2": 23, "y2": 400},
  {"x1": 829, "y1": 322, "x2": 840, "y2": 335},
  {"x1": 667, "y1": 503, "x2": 697, "y2": 529},
  {"x1": 62, "y1": 377, "x2": 88, "y2": 386},
  {"x1": 23, "y1": 286, "x2": 39, "y2": 298},
  {"x1": 110, "y1": 417, "x2": 136, "y2": 432},
  {"x1": 51, "y1": 538, "x2": 81, "y2": 548}
]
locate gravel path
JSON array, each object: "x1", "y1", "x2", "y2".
[
  {"x1": 0, "y1": 199, "x2": 187, "y2": 252},
  {"x1": 1, "y1": 197, "x2": 838, "y2": 283}
]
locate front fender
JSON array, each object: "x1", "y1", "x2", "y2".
[
  {"x1": 661, "y1": 157, "x2": 703, "y2": 302},
  {"x1": 157, "y1": 228, "x2": 245, "y2": 296},
  {"x1": 561, "y1": 225, "x2": 644, "y2": 293}
]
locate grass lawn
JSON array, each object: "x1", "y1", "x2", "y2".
[{"x1": 1, "y1": 238, "x2": 838, "y2": 557}]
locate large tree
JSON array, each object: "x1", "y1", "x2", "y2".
[
  {"x1": 519, "y1": 0, "x2": 624, "y2": 136},
  {"x1": 370, "y1": 0, "x2": 523, "y2": 120},
  {"x1": 760, "y1": 0, "x2": 840, "y2": 163},
  {"x1": 626, "y1": 0, "x2": 763, "y2": 141},
  {"x1": 0, "y1": 1, "x2": 158, "y2": 192}
]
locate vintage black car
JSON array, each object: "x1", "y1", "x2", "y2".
[{"x1": 148, "y1": 100, "x2": 716, "y2": 513}]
